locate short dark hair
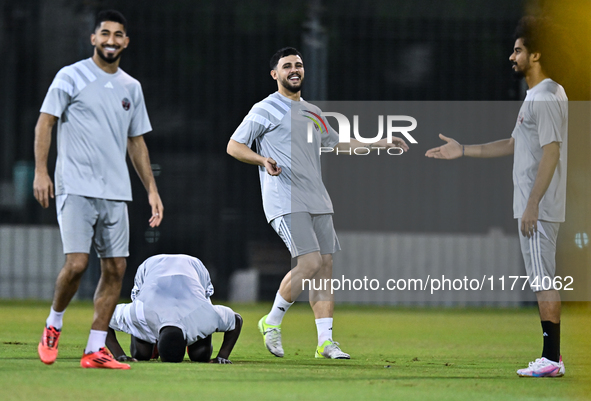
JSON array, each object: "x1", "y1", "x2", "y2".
[
  {"x1": 158, "y1": 326, "x2": 186, "y2": 363},
  {"x1": 94, "y1": 10, "x2": 127, "y2": 33},
  {"x1": 514, "y1": 16, "x2": 565, "y2": 79},
  {"x1": 270, "y1": 47, "x2": 303, "y2": 70}
]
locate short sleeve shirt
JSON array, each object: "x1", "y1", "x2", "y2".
[
  {"x1": 511, "y1": 79, "x2": 568, "y2": 222},
  {"x1": 231, "y1": 92, "x2": 339, "y2": 222},
  {"x1": 40, "y1": 58, "x2": 152, "y2": 201}
]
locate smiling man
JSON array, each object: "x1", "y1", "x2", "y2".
[
  {"x1": 34, "y1": 10, "x2": 163, "y2": 369},
  {"x1": 227, "y1": 47, "x2": 407, "y2": 360},
  {"x1": 426, "y1": 17, "x2": 567, "y2": 377}
]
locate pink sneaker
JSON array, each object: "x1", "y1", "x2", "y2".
[{"x1": 517, "y1": 356, "x2": 564, "y2": 377}]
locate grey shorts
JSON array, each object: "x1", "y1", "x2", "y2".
[
  {"x1": 270, "y1": 212, "x2": 341, "y2": 258},
  {"x1": 517, "y1": 219, "x2": 560, "y2": 292},
  {"x1": 56, "y1": 194, "x2": 129, "y2": 258}
]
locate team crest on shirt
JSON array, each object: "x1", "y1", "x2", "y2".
[
  {"x1": 300, "y1": 109, "x2": 328, "y2": 134},
  {"x1": 122, "y1": 98, "x2": 131, "y2": 111},
  {"x1": 517, "y1": 113, "x2": 524, "y2": 125}
]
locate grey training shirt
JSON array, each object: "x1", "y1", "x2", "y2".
[
  {"x1": 511, "y1": 78, "x2": 568, "y2": 222},
  {"x1": 40, "y1": 58, "x2": 152, "y2": 201},
  {"x1": 231, "y1": 92, "x2": 340, "y2": 222}
]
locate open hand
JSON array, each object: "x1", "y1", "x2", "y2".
[{"x1": 425, "y1": 134, "x2": 463, "y2": 159}]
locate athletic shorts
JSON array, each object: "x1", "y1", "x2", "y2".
[
  {"x1": 56, "y1": 194, "x2": 129, "y2": 258},
  {"x1": 270, "y1": 212, "x2": 341, "y2": 258},
  {"x1": 517, "y1": 219, "x2": 560, "y2": 292}
]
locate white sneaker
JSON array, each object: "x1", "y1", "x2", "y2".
[
  {"x1": 315, "y1": 340, "x2": 350, "y2": 359},
  {"x1": 517, "y1": 356, "x2": 564, "y2": 377},
  {"x1": 258, "y1": 315, "x2": 284, "y2": 357}
]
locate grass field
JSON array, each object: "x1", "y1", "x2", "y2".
[{"x1": 1, "y1": 301, "x2": 590, "y2": 401}]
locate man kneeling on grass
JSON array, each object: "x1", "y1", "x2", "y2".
[{"x1": 105, "y1": 254, "x2": 242, "y2": 363}]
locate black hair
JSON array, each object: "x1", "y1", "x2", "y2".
[
  {"x1": 514, "y1": 16, "x2": 565, "y2": 79},
  {"x1": 270, "y1": 47, "x2": 303, "y2": 70},
  {"x1": 94, "y1": 10, "x2": 127, "y2": 33},
  {"x1": 157, "y1": 326, "x2": 186, "y2": 363}
]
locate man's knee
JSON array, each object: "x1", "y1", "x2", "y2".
[
  {"x1": 130, "y1": 336, "x2": 154, "y2": 361},
  {"x1": 101, "y1": 258, "x2": 127, "y2": 281},
  {"x1": 188, "y1": 343, "x2": 213, "y2": 362},
  {"x1": 158, "y1": 326, "x2": 186, "y2": 363},
  {"x1": 63, "y1": 254, "x2": 89, "y2": 277},
  {"x1": 295, "y1": 253, "x2": 323, "y2": 278}
]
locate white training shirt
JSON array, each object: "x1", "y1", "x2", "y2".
[
  {"x1": 511, "y1": 78, "x2": 568, "y2": 222},
  {"x1": 109, "y1": 254, "x2": 236, "y2": 345},
  {"x1": 40, "y1": 58, "x2": 152, "y2": 201}
]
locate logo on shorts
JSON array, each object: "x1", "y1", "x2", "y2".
[{"x1": 122, "y1": 98, "x2": 131, "y2": 111}]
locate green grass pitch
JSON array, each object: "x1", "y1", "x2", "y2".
[{"x1": 1, "y1": 301, "x2": 590, "y2": 400}]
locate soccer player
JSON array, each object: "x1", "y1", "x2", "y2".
[
  {"x1": 227, "y1": 47, "x2": 408, "y2": 359},
  {"x1": 34, "y1": 10, "x2": 163, "y2": 369},
  {"x1": 425, "y1": 17, "x2": 567, "y2": 377},
  {"x1": 105, "y1": 254, "x2": 242, "y2": 364}
]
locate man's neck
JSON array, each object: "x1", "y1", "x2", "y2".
[
  {"x1": 277, "y1": 86, "x2": 301, "y2": 101},
  {"x1": 525, "y1": 68, "x2": 549, "y2": 90},
  {"x1": 92, "y1": 52, "x2": 120, "y2": 74}
]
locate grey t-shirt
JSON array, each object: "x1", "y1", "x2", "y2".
[
  {"x1": 511, "y1": 78, "x2": 568, "y2": 222},
  {"x1": 40, "y1": 58, "x2": 152, "y2": 201},
  {"x1": 231, "y1": 92, "x2": 340, "y2": 222},
  {"x1": 109, "y1": 254, "x2": 236, "y2": 345}
]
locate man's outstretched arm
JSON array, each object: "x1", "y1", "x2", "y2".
[{"x1": 425, "y1": 134, "x2": 514, "y2": 159}]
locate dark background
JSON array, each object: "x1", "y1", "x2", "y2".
[{"x1": 0, "y1": 0, "x2": 589, "y2": 299}]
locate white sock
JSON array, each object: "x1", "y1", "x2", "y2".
[
  {"x1": 46, "y1": 307, "x2": 65, "y2": 330},
  {"x1": 266, "y1": 292, "x2": 293, "y2": 326},
  {"x1": 84, "y1": 330, "x2": 107, "y2": 354},
  {"x1": 316, "y1": 318, "x2": 333, "y2": 346}
]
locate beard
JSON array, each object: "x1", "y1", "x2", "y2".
[
  {"x1": 279, "y1": 74, "x2": 304, "y2": 93},
  {"x1": 96, "y1": 46, "x2": 123, "y2": 64},
  {"x1": 511, "y1": 63, "x2": 526, "y2": 80}
]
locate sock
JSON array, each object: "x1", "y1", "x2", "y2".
[
  {"x1": 46, "y1": 307, "x2": 65, "y2": 330},
  {"x1": 266, "y1": 292, "x2": 293, "y2": 326},
  {"x1": 541, "y1": 321, "x2": 560, "y2": 363},
  {"x1": 316, "y1": 317, "x2": 333, "y2": 346},
  {"x1": 84, "y1": 330, "x2": 108, "y2": 354}
]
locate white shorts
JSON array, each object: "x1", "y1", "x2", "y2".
[
  {"x1": 270, "y1": 212, "x2": 341, "y2": 258},
  {"x1": 56, "y1": 194, "x2": 129, "y2": 258},
  {"x1": 517, "y1": 219, "x2": 560, "y2": 292}
]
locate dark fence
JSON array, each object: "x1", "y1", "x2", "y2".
[{"x1": 0, "y1": 0, "x2": 589, "y2": 299}]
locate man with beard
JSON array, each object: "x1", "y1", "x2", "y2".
[
  {"x1": 34, "y1": 10, "x2": 163, "y2": 369},
  {"x1": 227, "y1": 47, "x2": 407, "y2": 359},
  {"x1": 426, "y1": 17, "x2": 567, "y2": 377}
]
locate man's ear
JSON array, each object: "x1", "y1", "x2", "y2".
[
  {"x1": 270, "y1": 69, "x2": 278, "y2": 81},
  {"x1": 530, "y1": 52, "x2": 542, "y2": 62}
]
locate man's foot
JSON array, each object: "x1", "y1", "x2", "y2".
[
  {"x1": 258, "y1": 314, "x2": 284, "y2": 357},
  {"x1": 315, "y1": 340, "x2": 350, "y2": 359},
  {"x1": 517, "y1": 356, "x2": 564, "y2": 377},
  {"x1": 38, "y1": 325, "x2": 61, "y2": 365},
  {"x1": 80, "y1": 347, "x2": 131, "y2": 369}
]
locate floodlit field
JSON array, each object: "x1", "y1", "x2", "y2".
[{"x1": 1, "y1": 301, "x2": 590, "y2": 400}]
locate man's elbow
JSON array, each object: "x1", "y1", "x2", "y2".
[{"x1": 226, "y1": 140, "x2": 239, "y2": 158}]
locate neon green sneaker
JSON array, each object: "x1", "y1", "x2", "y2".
[
  {"x1": 258, "y1": 315, "x2": 284, "y2": 357},
  {"x1": 315, "y1": 340, "x2": 350, "y2": 359}
]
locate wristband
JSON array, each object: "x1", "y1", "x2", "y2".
[{"x1": 462, "y1": 145, "x2": 465, "y2": 156}]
